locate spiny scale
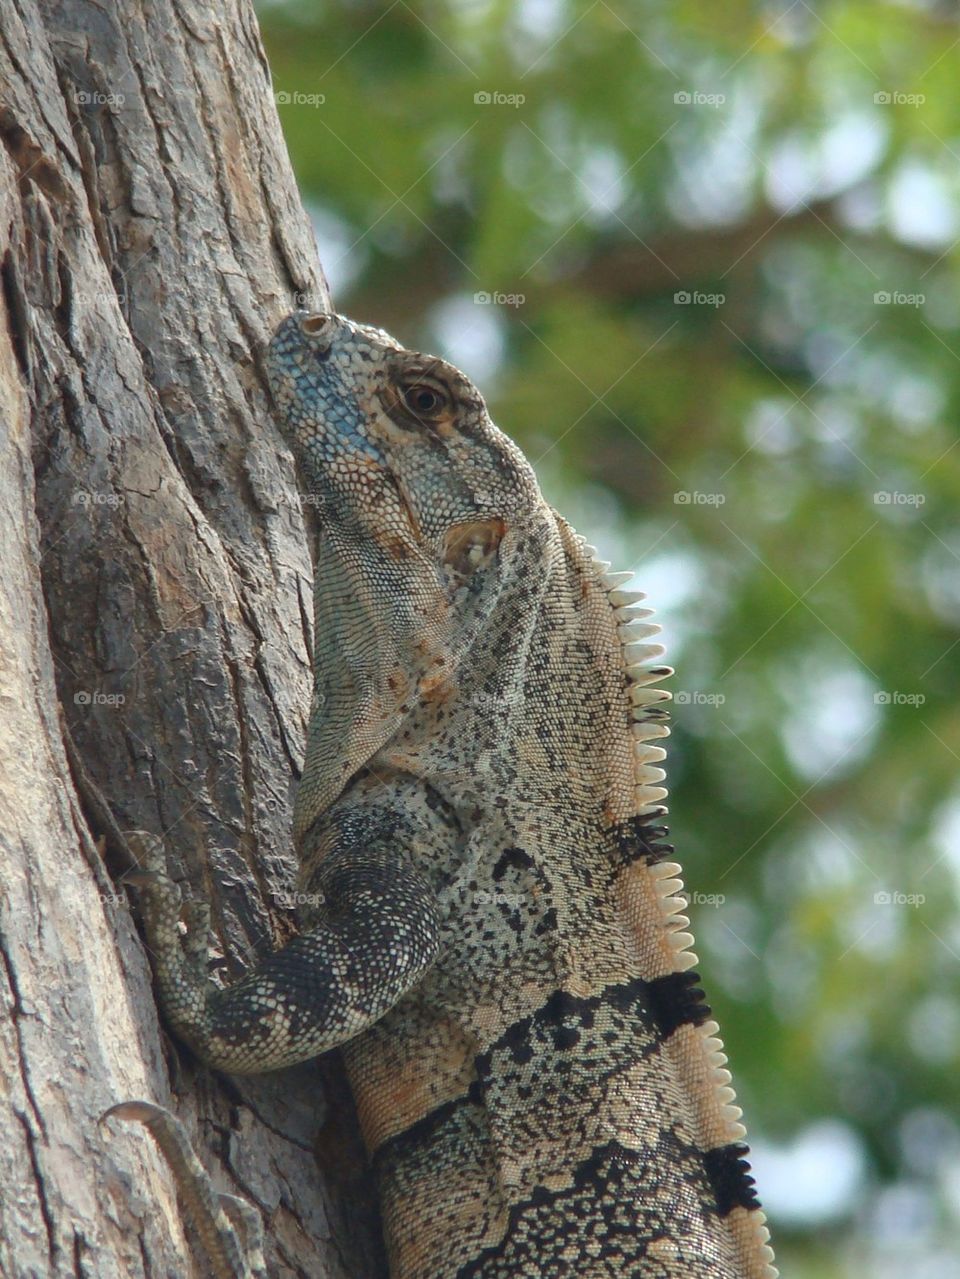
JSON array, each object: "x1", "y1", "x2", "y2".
[{"x1": 581, "y1": 537, "x2": 776, "y2": 1277}]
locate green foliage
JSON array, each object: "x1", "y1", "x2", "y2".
[{"x1": 258, "y1": 1, "x2": 960, "y2": 1270}]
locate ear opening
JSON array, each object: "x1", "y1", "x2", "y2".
[{"x1": 441, "y1": 518, "x2": 506, "y2": 584}]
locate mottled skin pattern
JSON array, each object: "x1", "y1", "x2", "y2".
[{"x1": 122, "y1": 312, "x2": 777, "y2": 1278}]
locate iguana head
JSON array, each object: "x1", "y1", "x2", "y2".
[
  {"x1": 266, "y1": 310, "x2": 548, "y2": 825},
  {"x1": 266, "y1": 311, "x2": 539, "y2": 572}
]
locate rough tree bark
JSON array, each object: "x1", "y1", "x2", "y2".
[{"x1": 0, "y1": 2, "x2": 387, "y2": 1275}]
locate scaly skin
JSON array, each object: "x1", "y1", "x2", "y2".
[{"x1": 122, "y1": 311, "x2": 776, "y2": 1278}]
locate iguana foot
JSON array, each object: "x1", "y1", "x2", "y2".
[
  {"x1": 122, "y1": 830, "x2": 216, "y2": 1056},
  {"x1": 102, "y1": 1100, "x2": 266, "y2": 1279}
]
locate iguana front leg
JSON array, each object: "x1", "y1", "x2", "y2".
[{"x1": 125, "y1": 828, "x2": 441, "y2": 1074}]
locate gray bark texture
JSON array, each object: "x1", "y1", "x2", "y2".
[{"x1": 0, "y1": 1, "x2": 387, "y2": 1275}]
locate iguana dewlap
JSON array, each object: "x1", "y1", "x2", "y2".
[{"x1": 116, "y1": 311, "x2": 776, "y2": 1279}]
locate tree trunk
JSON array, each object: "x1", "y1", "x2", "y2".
[{"x1": 0, "y1": 1, "x2": 386, "y2": 1275}]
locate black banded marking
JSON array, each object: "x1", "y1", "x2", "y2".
[
  {"x1": 474, "y1": 979, "x2": 662, "y2": 1075},
  {"x1": 608, "y1": 814, "x2": 675, "y2": 869},
  {"x1": 453, "y1": 1137, "x2": 727, "y2": 1278},
  {"x1": 373, "y1": 979, "x2": 668, "y2": 1172},
  {"x1": 646, "y1": 970, "x2": 711, "y2": 1036},
  {"x1": 702, "y1": 1142, "x2": 762, "y2": 1216},
  {"x1": 371, "y1": 1094, "x2": 469, "y2": 1176}
]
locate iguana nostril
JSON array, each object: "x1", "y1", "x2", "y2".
[{"x1": 301, "y1": 312, "x2": 331, "y2": 336}]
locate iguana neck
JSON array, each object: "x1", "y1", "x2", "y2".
[{"x1": 300, "y1": 505, "x2": 639, "y2": 798}]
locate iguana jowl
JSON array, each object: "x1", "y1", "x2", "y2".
[{"x1": 117, "y1": 311, "x2": 776, "y2": 1278}]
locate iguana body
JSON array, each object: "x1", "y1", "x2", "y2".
[{"x1": 119, "y1": 311, "x2": 776, "y2": 1277}]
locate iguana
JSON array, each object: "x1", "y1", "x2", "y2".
[{"x1": 110, "y1": 310, "x2": 776, "y2": 1278}]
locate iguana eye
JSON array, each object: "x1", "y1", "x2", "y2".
[
  {"x1": 382, "y1": 368, "x2": 456, "y2": 431},
  {"x1": 402, "y1": 382, "x2": 449, "y2": 417}
]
